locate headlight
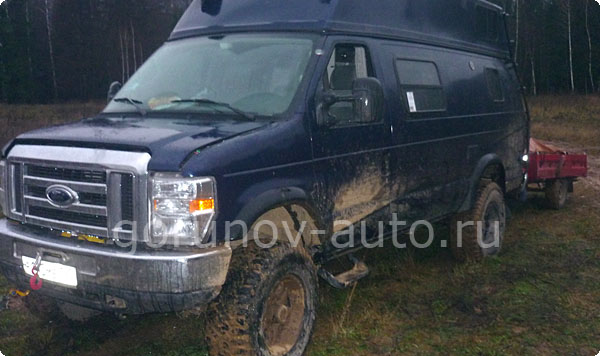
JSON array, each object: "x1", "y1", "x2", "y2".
[{"x1": 150, "y1": 173, "x2": 216, "y2": 246}]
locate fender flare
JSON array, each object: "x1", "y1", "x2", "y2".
[
  {"x1": 228, "y1": 187, "x2": 322, "y2": 241},
  {"x1": 459, "y1": 153, "x2": 506, "y2": 212}
]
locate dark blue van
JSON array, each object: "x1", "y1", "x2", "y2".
[{"x1": 0, "y1": 0, "x2": 529, "y2": 354}]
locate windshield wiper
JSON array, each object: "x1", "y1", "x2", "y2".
[
  {"x1": 113, "y1": 97, "x2": 147, "y2": 116},
  {"x1": 171, "y1": 99, "x2": 255, "y2": 121}
]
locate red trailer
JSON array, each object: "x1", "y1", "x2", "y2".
[{"x1": 527, "y1": 139, "x2": 588, "y2": 209}]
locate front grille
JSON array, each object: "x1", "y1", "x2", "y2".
[
  {"x1": 27, "y1": 165, "x2": 107, "y2": 184},
  {"x1": 29, "y1": 206, "x2": 108, "y2": 227},
  {"x1": 12, "y1": 164, "x2": 23, "y2": 214},
  {"x1": 6, "y1": 146, "x2": 151, "y2": 242},
  {"x1": 26, "y1": 185, "x2": 108, "y2": 206},
  {"x1": 121, "y1": 174, "x2": 134, "y2": 231},
  {"x1": 9, "y1": 162, "x2": 136, "y2": 240}
]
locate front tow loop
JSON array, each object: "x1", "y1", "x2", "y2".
[{"x1": 29, "y1": 253, "x2": 43, "y2": 291}]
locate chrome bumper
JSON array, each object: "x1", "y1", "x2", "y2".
[{"x1": 0, "y1": 219, "x2": 232, "y2": 314}]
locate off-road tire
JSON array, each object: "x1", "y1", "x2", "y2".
[
  {"x1": 545, "y1": 179, "x2": 569, "y2": 210},
  {"x1": 205, "y1": 243, "x2": 317, "y2": 356},
  {"x1": 450, "y1": 182, "x2": 506, "y2": 262}
]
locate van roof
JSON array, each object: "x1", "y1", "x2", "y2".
[{"x1": 171, "y1": 0, "x2": 510, "y2": 59}]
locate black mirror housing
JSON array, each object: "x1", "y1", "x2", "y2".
[
  {"x1": 352, "y1": 77, "x2": 384, "y2": 123},
  {"x1": 107, "y1": 81, "x2": 122, "y2": 102},
  {"x1": 316, "y1": 77, "x2": 384, "y2": 127}
]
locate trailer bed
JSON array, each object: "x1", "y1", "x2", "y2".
[
  {"x1": 527, "y1": 139, "x2": 588, "y2": 209},
  {"x1": 528, "y1": 140, "x2": 588, "y2": 182}
]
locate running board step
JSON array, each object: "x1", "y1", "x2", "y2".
[{"x1": 318, "y1": 255, "x2": 370, "y2": 289}]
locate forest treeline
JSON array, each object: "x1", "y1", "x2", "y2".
[
  {"x1": 0, "y1": 0, "x2": 598, "y2": 104},
  {"x1": 0, "y1": 0, "x2": 193, "y2": 103}
]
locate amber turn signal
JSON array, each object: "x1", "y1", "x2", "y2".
[{"x1": 189, "y1": 199, "x2": 215, "y2": 213}]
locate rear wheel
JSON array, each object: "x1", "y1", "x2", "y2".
[
  {"x1": 205, "y1": 243, "x2": 317, "y2": 356},
  {"x1": 450, "y1": 182, "x2": 506, "y2": 262},
  {"x1": 545, "y1": 179, "x2": 569, "y2": 210}
]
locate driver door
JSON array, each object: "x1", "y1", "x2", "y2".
[{"x1": 311, "y1": 41, "x2": 392, "y2": 233}]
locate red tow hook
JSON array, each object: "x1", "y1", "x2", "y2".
[
  {"x1": 29, "y1": 253, "x2": 43, "y2": 291},
  {"x1": 30, "y1": 267, "x2": 43, "y2": 291}
]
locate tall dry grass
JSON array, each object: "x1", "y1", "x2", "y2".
[
  {"x1": 529, "y1": 95, "x2": 600, "y2": 150},
  {"x1": 0, "y1": 102, "x2": 104, "y2": 148}
]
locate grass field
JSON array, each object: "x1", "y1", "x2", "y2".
[
  {"x1": 529, "y1": 95, "x2": 600, "y2": 151},
  {"x1": 0, "y1": 102, "x2": 103, "y2": 149},
  {"x1": 0, "y1": 96, "x2": 599, "y2": 356}
]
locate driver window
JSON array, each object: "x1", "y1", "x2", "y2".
[{"x1": 324, "y1": 44, "x2": 374, "y2": 124}]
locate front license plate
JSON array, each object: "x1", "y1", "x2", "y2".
[{"x1": 22, "y1": 256, "x2": 78, "y2": 288}]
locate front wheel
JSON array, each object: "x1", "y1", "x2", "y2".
[{"x1": 205, "y1": 243, "x2": 317, "y2": 356}]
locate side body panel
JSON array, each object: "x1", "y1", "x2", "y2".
[
  {"x1": 179, "y1": 35, "x2": 528, "y2": 251},
  {"x1": 377, "y1": 40, "x2": 527, "y2": 223},
  {"x1": 181, "y1": 115, "x2": 321, "y2": 242},
  {"x1": 308, "y1": 36, "x2": 394, "y2": 234}
]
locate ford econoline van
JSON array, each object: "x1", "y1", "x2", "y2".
[{"x1": 0, "y1": 0, "x2": 529, "y2": 355}]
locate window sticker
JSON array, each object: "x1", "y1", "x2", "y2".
[{"x1": 407, "y1": 91, "x2": 417, "y2": 113}]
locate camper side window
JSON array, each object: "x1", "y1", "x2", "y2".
[
  {"x1": 323, "y1": 44, "x2": 375, "y2": 124},
  {"x1": 395, "y1": 59, "x2": 446, "y2": 114}
]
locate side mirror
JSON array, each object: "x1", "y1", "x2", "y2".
[
  {"x1": 107, "y1": 81, "x2": 122, "y2": 102},
  {"x1": 352, "y1": 77, "x2": 384, "y2": 123},
  {"x1": 316, "y1": 77, "x2": 384, "y2": 127}
]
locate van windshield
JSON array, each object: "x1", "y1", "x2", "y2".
[{"x1": 104, "y1": 34, "x2": 316, "y2": 118}]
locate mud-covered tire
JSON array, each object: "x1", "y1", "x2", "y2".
[
  {"x1": 205, "y1": 243, "x2": 317, "y2": 356},
  {"x1": 450, "y1": 182, "x2": 506, "y2": 262},
  {"x1": 545, "y1": 179, "x2": 569, "y2": 210}
]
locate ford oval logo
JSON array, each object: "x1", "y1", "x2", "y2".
[{"x1": 46, "y1": 185, "x2": 79, "y2": 208}]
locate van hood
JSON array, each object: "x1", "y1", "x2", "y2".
[{"x1": 8, "y1": 116, "x2": 268, "y2": 171}]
